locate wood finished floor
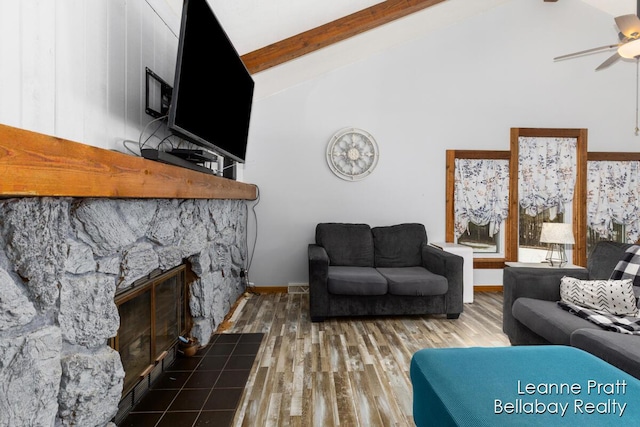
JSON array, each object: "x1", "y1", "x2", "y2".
[{"x1": 225, "y1": 291, "x2": 511, "y2": 426}]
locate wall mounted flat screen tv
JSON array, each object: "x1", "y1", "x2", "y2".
[{"x1": 168, "y1": 0, "x2": 254, "y2": 164}]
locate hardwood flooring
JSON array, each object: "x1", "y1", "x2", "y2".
[{"x1": 225, "y1": 292, "x2": 511, "y2": 426}]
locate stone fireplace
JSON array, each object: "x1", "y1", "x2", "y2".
[
  {"x1": 0, "y1": 124, "x2": 257, "y2": 427},
  {"x1": 0, "y1": 196, "x2": 248, "y2": 426}
]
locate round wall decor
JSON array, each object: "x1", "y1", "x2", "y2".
[{"x1": 326, "y1": 128, "x2": 379, "y2": 181}]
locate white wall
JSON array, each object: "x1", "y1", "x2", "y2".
[
  {"x1": 243, "y1": 0, "x2": 640, "y2": 287},
  {"x1": 0, "y1": 0, "x2": 178, "y2": 152},
  {"x1": 2, "y1": 0, "x2": 639, "y2": 288}
]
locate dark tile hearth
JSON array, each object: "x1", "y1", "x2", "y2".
[{"x1": 118, "y1": 333, "x2": 263, "y2": 427}]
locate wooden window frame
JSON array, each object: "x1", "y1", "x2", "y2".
[{"x1": 587, "y1": 152, "x2": 640, "y2": 161}]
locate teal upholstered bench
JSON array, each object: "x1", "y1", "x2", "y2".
[{"x1": 410, "y1": 346, "x2": 640, "y2": 426}]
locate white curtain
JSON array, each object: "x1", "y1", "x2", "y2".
[
  {"x1": 518, "y1": 137, "x2": 577, "y2": 219},
  {"x1": 587, "y1": 161, "x2": 640, "y2": 242},
  {"x1": 454, "y1": 158, "x2": 509, "y2": 238}
]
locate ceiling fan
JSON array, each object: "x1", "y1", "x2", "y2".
[{"x1": 554, "y1": 2, "x2": 640, "y2": 71}]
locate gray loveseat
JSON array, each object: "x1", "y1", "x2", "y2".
[
  {"x1": 503, "y1": 241, "x2": 640, "y2": 379},
  {"x1": 308, "y1": 223, "x2": 463, "y2": 322}
]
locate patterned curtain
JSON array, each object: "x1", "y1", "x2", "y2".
[
  {"x1": 587, "y1": 161, "x2": 640, "y2": 242},
  {"x1": 518, "y1": 137, "x2": 576, "y2": 219},
  {"x1": 454, "y1": 158, "x2": 509, "y2": 238}
]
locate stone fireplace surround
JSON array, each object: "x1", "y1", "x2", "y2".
[
  {"x1": 0, "y1": 196, "x2": 248, "y2": 426},
  {"x1": 0, "y1": 124, "x2": 257, "y2": 427}
]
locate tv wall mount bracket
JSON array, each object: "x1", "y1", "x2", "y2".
[{"x1": 145, "y1": 67, "x2": 173, "y2": 119}]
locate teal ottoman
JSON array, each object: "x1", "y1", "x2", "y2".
[{"x1": 410, "y1": 346, "x2": 640, "y2": 426}]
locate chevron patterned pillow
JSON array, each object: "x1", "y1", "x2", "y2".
[{"x1": 560, "y1": 276, "x2": 638, "y2": 317}]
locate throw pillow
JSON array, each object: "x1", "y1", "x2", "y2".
[
  {"x1": 560, "y1": 276, "x2": 638, "y2": 317},
  {"x1": 610, "y1": 244, "x2": 640, "y2": 287}
]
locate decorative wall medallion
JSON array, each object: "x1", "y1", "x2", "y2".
[{"x1": 326, "y1": 128, "x2": 379, "y2": 181}]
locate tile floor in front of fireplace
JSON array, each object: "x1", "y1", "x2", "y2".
[{"x1": 119, "y1": 333, "x2": 264, "y2": 427}]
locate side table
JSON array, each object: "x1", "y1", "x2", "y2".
[{"x1": 504, "y1": 262, "x2": 585, "y2": 269}]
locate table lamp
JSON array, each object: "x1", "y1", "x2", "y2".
[{"x1": 539, "y1": 222, "x2": 575, "y2": 267}]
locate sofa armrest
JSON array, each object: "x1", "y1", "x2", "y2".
[
  {"x1": 503, "y1": 266, "x2": 588, "y2": 304},
  {"x1": 308, "y1": 244, "x2": 330, "y2": 321},
  {"x1": 421, "y1": 245, "x2": 464, "y2": 315},
  {"x1": 502, "y1": 266, "x2": 588, "y2": 344}
]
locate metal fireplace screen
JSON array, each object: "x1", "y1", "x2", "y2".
[{"x1": 110, "y1": 264, "x2": 190, "y2": 394}]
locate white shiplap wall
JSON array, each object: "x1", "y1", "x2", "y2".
[{"x1": 0, "y1": 0, "x2": 179, "y2": 152}]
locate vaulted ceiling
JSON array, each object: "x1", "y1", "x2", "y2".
[
  {"x1": 171, "y1": 0, "x2": 636, "y2": 98},
  {"x1": 240, "y1": 0, "x2": 447, "y2": 74},
  {"x1": 219, "y1": 0, "x2": 634, "y2": 74}
]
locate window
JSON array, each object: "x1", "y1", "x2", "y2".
[
  {"x1": 585, "y1": 154, "x2": 640, "y2": 257},
  {"x1": 446, "y1": 129, "x2": 588, "y2": 268},
  {"x1": 587, "y1": 222, "x2": 626, "y2": 255},
  {"x1": 508, "y1": 128, "x2": 587, "y2": 267},
  {"x1": 446, "y1": 150, "x2": 510, "y2": 268},
  {"x1": 457, "y1": 223, "x2": 498, "y2": 253}
]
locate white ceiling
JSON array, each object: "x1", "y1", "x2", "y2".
[
  {"x1": 207, "y1": 0, "x2": 636, "y2": 54},
  {"x1": 156, "y1": 0, "x2": 638, "y2": 98},
  {"x1": 157, "y1": 1, "x2": 635, "y2": 54}
]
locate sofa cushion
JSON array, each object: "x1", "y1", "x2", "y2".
[
  {"x1": 610, "y1": 245, "x2": 640, "y2": 287},
  {"x1": 560, "y1": 276, "x2": 638, "y2": 316},
  {"x1": 327, "y1": 266, "x2": 387, "y2": 296},
  {"x1": 512, "y1": 297, "x2": 601, "y2": 345},
  {"x1": 372, "y1": 223, "x2": 427, "y2": 268},
  {"x1": 571, "y1": 328, "x2": 640, "y2": 379},
  {"x1": 588, "y1": 241, "x2": 634, "y2": 279},
  {"x1": 316, "y1": 223, "x2": 374, "y2": 267},
  {"x1": 377, "y1": 267, "x2": 447, "y2": 296}
]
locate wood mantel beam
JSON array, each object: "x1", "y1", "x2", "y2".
[
  {"x1": 0, "y1": 124, "x2": 257, "y2": 200},
  {"x1": 241, "y1": 0, "x2": 446, "y2": 74}
]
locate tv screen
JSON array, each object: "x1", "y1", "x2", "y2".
[{"x1": 168, "y1": 0, "x2": 254, "y2": 164}]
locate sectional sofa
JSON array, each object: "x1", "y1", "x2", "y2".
[{"x1": 503, "y1": 241, "x2": 640, "y2": 379}]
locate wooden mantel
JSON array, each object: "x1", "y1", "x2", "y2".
[{"x1": 0, "y1": 124, "x2": 257, "y2": 200}]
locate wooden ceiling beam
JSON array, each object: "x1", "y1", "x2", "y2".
[{"x1": 240, "y1": 0, "x2": 446, "y2": 74}]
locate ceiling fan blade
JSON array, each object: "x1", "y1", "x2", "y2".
[
  {"x1": 595, "y1": 52, "x2": 621, "y2": 70},
  {"x1": 615, "y1": 14, "x2": 640, "y2": 39},
  {"x1": 554, "y1": 44, "x2": 618, "y2": 61}
]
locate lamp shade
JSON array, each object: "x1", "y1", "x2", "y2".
[
  {"x1": 539, "y1": 223, "x2": 575, "y2": 244},
  {"x1": 618, "y1": 39, "x2": 640, "y2": 59}
]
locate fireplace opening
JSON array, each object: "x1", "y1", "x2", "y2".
[{"x1": 110, "y1": 263, "x2": 192, "y2": 395}]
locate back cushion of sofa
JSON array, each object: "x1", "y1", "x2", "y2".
[
  {"x1": 316, "y1": 223, "x2": 374, "y2": 267},
  {"x1": 588, "y1": 241, "x2": 634, "y2": 279},
  {"x1": 372, "y1": 223, "x2": 426, "y2": 268}
]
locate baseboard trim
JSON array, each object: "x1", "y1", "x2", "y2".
[
  {"x1": 250, "y1": 286, "x2": 289, "y2": 294},
  {"x1": 474, "y1": 285, "x2": 503, "y2": 293}
]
